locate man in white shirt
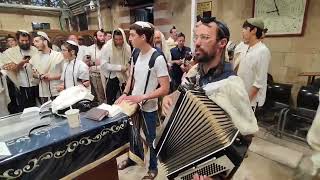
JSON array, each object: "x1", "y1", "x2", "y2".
[
  {"x1": 86, "y1": 29, "x2": 106, "y2": 103},
  {"x1": 115, "y1": 21, "x2": 170, "y2": 179},
  {"x1": 31, "y1": 31, "x2": 64, "y2": 103},
  {"x1": 57, "y1": 40, "x2": 90, "y2": 91},
  {"x1": 166, "y1": 26, "x2": 178, "y2": 50},
  {"x1": 1, "y1": 30, "x2": 39, "y2": 110},
  {"x1": 237, "y1": 18, "x2": 271, "y2": 109},
  {"x1": 100, "y1": 28, "x2": 131, "y2": 105}
]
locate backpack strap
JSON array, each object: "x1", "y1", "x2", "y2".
[
  {"x1": 143, "y1": 50, "x2": 161, "y2": 94},
  {"x1": 132, "y1": 48, "x2": 140, "y2": 65}
]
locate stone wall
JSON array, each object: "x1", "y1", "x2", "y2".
[{"x1": 0, "y1": 12, "x2": 61, "y2": 32}]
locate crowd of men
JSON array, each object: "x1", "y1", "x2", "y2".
[{"x1": 0, "y1": 17, "x2": 271, "y2": 180}]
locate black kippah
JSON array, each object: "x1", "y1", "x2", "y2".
[{"x1": 199, "y1": 16, "x2": 230, "y2": 41}]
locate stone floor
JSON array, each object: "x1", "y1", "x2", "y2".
[{"x1": 117, "y1": 128, "x2": 320, "y2": 180}]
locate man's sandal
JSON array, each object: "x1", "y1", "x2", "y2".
[
  {"x1": 117, "y1": 159, "x2": 134, "y2": 170},
  {"x1": 141, "y1": 170, "x2": 158, "y2": 180}
]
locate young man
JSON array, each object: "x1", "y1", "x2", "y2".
[
  {"x1": 237, "y1": 18, "x2": 271, "y2": 110},
  {"x1": 86, "y1": 29, "x2": 107, "y2": 103},
  {"x1": 31, "y1": 31, "x2": 64, "y2": 103},
  {"x1": 104, "y1": 31, "x2": 112, "y2": 42},
  {"x1": 166, "y1": 26, "x2": 178, "y2": 50},
  {"x1": 100, "y1": 28, "x2": 131, "y2": 105},
  {"x1": 6, "y1": 35, "x2": 17, "y2": 49},
  {"x1": 116, "y1": 21, "x2": 170, "y2": 179},
  {"x1": 57, "y1": 40, "x2": 90, "y2": 91},
  {"x1": 68, "y1": 35, "x2": 87, "y2": 62},
  {"x1": 170, "y1": 32, "x2": 191, "y2": 90},
  {"x1": 1, "y1": 30, "x2": 39, "y2": 110}
]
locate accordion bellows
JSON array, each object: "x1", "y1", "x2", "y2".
[{"x1": 156, "y1": 90, "x2": 240, "y2": 179}]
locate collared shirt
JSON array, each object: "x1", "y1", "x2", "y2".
[
  {"x1": 61, "y1": 59, "x2": 89, "y2": 89},
  {"x1": 186, "y1": 62, "x2": 235, "y2": 87},
  {"x1": 237, "y1": 41, "x2": 271, "y2": 107},
  {"x1": 170, "y1": 46, "x2": 191, "y2": 84}
]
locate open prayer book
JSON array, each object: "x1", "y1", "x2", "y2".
[
  {"x1": 97, "y1": 101, "x2": 138, "y2": 117},
  {"x1": 20, "y1": 100, "x2": 52, "y2": 119},
  {"x1": 97, "y1": 104, "x2": 122, "y2": 117}
]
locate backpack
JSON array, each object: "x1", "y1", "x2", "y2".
[{"x1": 130, "y1": 48, "x2": 162, "y2": 94}]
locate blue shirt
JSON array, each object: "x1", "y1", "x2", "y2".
[
  {"x1": 188, "y1": 62, "x2": 235, "y2": 87},
  {"x1": 170, "y1": 46, "x2": 191, "y2": 84}
]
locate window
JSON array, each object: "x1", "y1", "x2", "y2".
[
  {"x1": 0, "y1": 0, "x2": 61, "y2": 7},
  {"x1": 130, "y1": 6, "x2": 154, "y2": 24},
  {"x1": 31, "y1": 22, "x2": 50, "y2": 30}
]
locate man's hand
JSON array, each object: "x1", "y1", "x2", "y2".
[
  {"x1": 82, "y1": 80, "x2": 90, "y2": 87},
  {"x1": 56, "y1": 84, "x2": 64, "y2": 92},
  {"x1": 32, "y1": 69, "x2": 40, "y2": 79},
  {"x1": 121, "y1": 65, "x2": 128, "y2": 72},
  {"x1": 41, "y1": 73, "x2": 51, "y2": 81},
  {"x1": 173, "y1": 59, "x2": 183, "y2": 65},
  {"x1": 115, "y1": 94, "x2": 127, "y2": 104},
  {"x1": 162, "y1": 94, "x2": 174, "y2": 117},
  {"x1": 3, "y1": 63, "x2": 18, "y2": 71},
  {"x1": 193, "y1": 174, "x2": 214, "y2": 180},
  {"x1": 123, "y1": 95, "x2": 146, "y2": 104},
  {"x1": 180, "y1": 63, "x2": 192, "y2": 73},
  {"x1": 18, "y1": 59, "x2": 29, "y2": 69}
]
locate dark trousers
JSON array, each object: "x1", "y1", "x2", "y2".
[
  {"x1": 20, "y1": 86, "x2": 39, "y2": 109},
  {"x1": 7, "y1": 77, "x2": 23, "y2": 113},
  {"x1": 129, "y1": 110, "x2": 158, "y2": 171},
  {"x1": 106, "y1": 77, "x2": 121, "y2": 105}
]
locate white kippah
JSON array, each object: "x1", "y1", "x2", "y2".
[
  {"x1": 66, "y1": 40, "x2": 78, "y2": 47},
  {"x1": 37, "y1": 31, "x2": 50, "y2": 42},
  {"x1": 134, "y1": 21, "x2": 152, "y2": 29},
  {"x1": 18, "y1": 30, "x2": 29, "y2": 34}
]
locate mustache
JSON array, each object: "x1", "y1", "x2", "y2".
[
  {"x1": 195, "y1": 45, "x2": 205, "y2": 53},
  {"x1": 19, "y1": 44, "x2": 30, "y2": 50}
]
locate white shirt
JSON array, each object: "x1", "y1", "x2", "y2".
[
  {"x1": 132, "y1": 48, "x2": 169, "y2": 112},
  {"x1": 87, "y1": 44, "x2": 103, "y2": 72},
  {"x1": 76, "y1": 45, "x2": 88, "y2": 62},
  {"x1": 237, "y1": 41, "x2": 271, "y2": 107},
  {"x1": 100, "y1": 45, "x2": 123, "y2": 79},
  {"x1": 18, "y1": 49, "x2": 39, "y2": 87},
  {"x1": 61, "y1": 59, "x2": 89, "y2": 89},
  {"x1": 38, "y1": 53, "x2": 64, "y2": 97}
]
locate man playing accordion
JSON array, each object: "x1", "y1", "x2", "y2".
[{"x1": 162, "y1": 16, "x2": 259, "y2": 180}]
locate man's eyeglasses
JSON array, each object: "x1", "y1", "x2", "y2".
[{"x1": 193, "y1": 34, "x2": 211, "y2": 41}]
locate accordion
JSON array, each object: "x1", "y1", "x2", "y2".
[{"x1": 155, "y1": 86, "x2": 249, "y2": 180}]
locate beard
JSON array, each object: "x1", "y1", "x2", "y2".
[
  {"x1": 19, "y1": 43, "x2": 30, "y2": 50},
  {"x1": 195, "y1": 45, "x2": 216, "y2": 63},
  {"x1": 154, "y1": 42, "x2": 162, "y2": 49},
  {"x1": 96, "y1": 40, "x2": 105, "y2": 49}
]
